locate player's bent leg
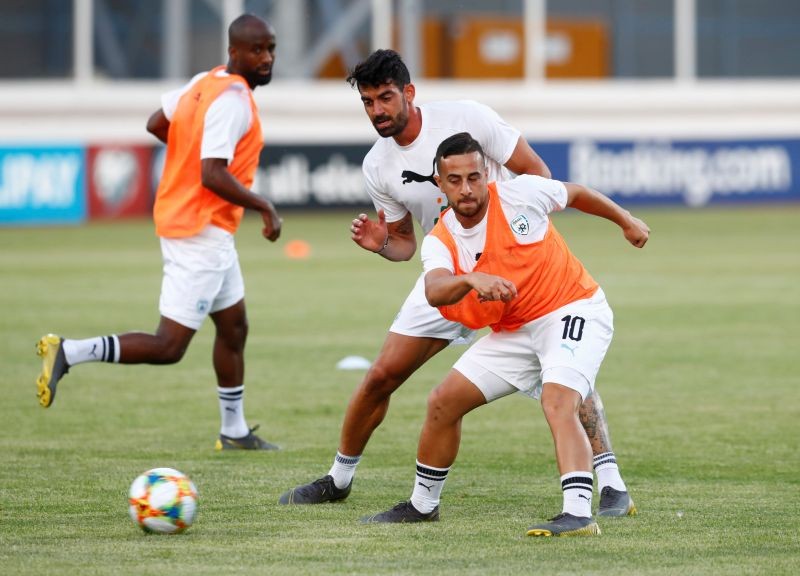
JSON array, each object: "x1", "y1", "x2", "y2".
[
  {"x1": 117, "y1": 316, "x2": 196, "y2": 364},
  {"x1": 362, "y1": 370, "x2": 487, "y2": 523},
  {"x1": 541, "y1": 383, "x2": 592, "y2": 474},
  {"x1": 579, "y1": 391, "x2": 613, "y2": 455},
  {"x1": 416, "y1": 369, "x2": 487, "y2": 467},
  {"x1": 279, "y1": 334, "x2": 449, "y2": 506},
  {"x1": 339, "y1": 333, "x2": 450, "y2": 456},
  {"x1": 210, "y1": 300, "x2": 248, "y2": 388},
  {"x1": 579, "y1": 391, "x2": 636, "y2": 517},
  {"x1": 532, "y1": 382, "x2": 599, "y2": 537},
  {"x1": 35, "y1": 318, "x2": 195, "y2": 408},
  {"x1": 210, "y1": 301, "x2": 278, "y2": 451}
]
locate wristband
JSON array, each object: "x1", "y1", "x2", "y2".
[{"x1": 375, "y1": 233, "x2": 389, "y2": 254}]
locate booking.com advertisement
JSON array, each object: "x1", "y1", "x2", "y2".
[
  {"x1": 536, "y1": 138, "x2": 800, "y2": 207},
  {"x1": 1, "y1": 138, "x2": 798, "y2": 226}
]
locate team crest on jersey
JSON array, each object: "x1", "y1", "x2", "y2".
[{"x1": 510, "y1": 214, "x2": 530, "y2": 236}]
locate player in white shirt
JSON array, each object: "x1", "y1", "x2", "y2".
[
  {"x1": 278, "y1": 50, "x2": 635, "y2": 518},
  {"x1": 35, "y1": 15, "x2": 282, "y2": 451},
  {"x1": 362, "y1": 132, "x2": 648, "y2": 531}
]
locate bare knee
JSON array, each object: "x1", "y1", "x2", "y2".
[
  {"x1": 426, "y1": 386, "x2": 460, "y2": 425},
  {"x1": 361, "y1": 362, "x2": 406, "y2": 400},
  {"x1": 226, "y1": 315, "x2": 248, "y2": 342},
  {"x1": 217, "y1": 317, "x2": 248, "y2": 352},
  {"x1": 150, "y1": 329, "x2": 191, "y2": 364},
  {"x1": 542, "y1": 396, "x2": 571, "y2": 420},
  {"x1": 541, "y1": 385, "x2": 581, "y2": 423}
]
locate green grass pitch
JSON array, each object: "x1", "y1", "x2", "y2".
[{"x1": 1, "y1": 205, "x2": 798, "y2": 575}]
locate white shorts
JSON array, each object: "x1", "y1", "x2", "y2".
[
  {"x1": 159, "y1": 225, "x2": 244, "y2": 330},
  {"x1": 453, "y1": 288, "x2": 613, "y2": 402},
  {"x1": 389, "y1": 273, "x2": 475, "y2": 344}
]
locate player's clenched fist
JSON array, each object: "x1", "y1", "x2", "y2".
[{"x1": 467, "y1": 272, "x2": 518, "y2": 303}]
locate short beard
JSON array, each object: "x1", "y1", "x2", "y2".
[
  {"x1": 452, "y1": 199, "x2": 483, "y2": 218},
  {"x1": 246, "y1": 71, "x2": 272, "y2": 88},
  {"x1": 454, "y1": 205, "x2": 479, "y2": 218},
  {"x1": 375, "y1": 103, "x2": 408, "y2": 138}
]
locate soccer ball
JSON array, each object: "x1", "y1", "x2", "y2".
[{"x1": 128, "y1": 468, "x2": 198, "y2": 534}]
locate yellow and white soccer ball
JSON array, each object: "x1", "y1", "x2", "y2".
[{"x1": 128, "y1": 468, "x2": 198, "y2": 534}]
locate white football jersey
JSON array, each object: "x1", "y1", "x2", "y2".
[
  {"x1": 362, "y1": 100, "x2": 520, "y2": 234},
  {"x1": 421, "y1": 175, "x2": 568, "y2": 274}
]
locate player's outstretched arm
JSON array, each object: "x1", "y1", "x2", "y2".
[
  {"x1": 425, "y1": 269, "x2": 517, "y2": 307},
  {"x1": 201, "y1": 158, "x2": 282, "y2": 241},
  {"x1": 350, "y1": 210, "x2": 416, "y2": 261},
  {"x1": 564, "y1": 182, "x2": 650, "y2": 248}
]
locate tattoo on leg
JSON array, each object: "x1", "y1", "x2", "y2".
[{"x1": 579, "y1": 391, "x2": 613, "y2": 455}]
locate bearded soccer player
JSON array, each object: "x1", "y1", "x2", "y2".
[
  {"x1": 362, "y1": 132, "x2": 649, "y2": 535},
  {"x1": 35, "y1": 14, "x2": 283, "y2": 450},
  {"x1": 279, "y1": 49, "x2": 636, "y2": 518}
]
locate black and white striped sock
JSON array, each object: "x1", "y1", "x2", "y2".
[
  {"x1": 593, "y1": 451, "x2": 627, "y2": 492},
  {"x1": 561, "y1": 472, "x2": 593, "y2": 517},
  {"x1": 218, "y1": 385, "x2": 248, "y2": 438},
  {"x1": 63, "y1": 335, "x2": 120, "y2": 365},
  {"x1": 410, "y1": 461, "x2": 449, "y2": 514},
  {"x1": 328, "y1": 452, "x2": 361, "y2": 489}
]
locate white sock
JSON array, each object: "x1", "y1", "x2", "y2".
[
  {"x1": 561, "y1": 472, "x2": 593, "y2": 518},
  {"x1": 593, "y1": 452, "x2": 627, "y2": 492},
  {"x1": 62, "y1": 335, "x2": 120, "y2": 365},
  {"x1": 218, "y1": 385, "x2": 249, "y2": 438},
  {"x1": 328, "y1": 452, "x2": 361, "y2": 489},
  {"x1": 410, "y1": 461, "x2": 449, "y2": 514}
]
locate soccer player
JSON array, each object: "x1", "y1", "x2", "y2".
[
  {"x1": 35, "y1": 14, "x2": 282, "y2": 450},
  {"x1": 279, "y1": 49, "x2": 635, "y2": 517},
  {"x1": 362, "y1": 132, "x2": 649, "y2": 535}
]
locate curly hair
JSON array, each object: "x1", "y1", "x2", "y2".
[{"x1": 346, "y1": 49, "x2": 411, "y2": 89}]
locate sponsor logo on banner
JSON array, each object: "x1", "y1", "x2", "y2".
[
  {"x1": 568, "y1": 139, "x2": 797, "y2": 206},
  {"x1": 0, "y1": 146, "x2": 85, "y2": 225},
  {"x1": 146, "y1": 140, "x2": 799, "y2": 211},
  {"x1": 256, "y1": 145, "x2": 371, "y2": 207}
]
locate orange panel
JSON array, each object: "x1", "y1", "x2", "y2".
[
  {"x1": 547, "y1": 19, "x2": 609, "y2": 78},
  {"x1": 421, "y1": 18, "x2": 447, "y2": 78},
  {"x1": 317, "y1": 19, "x2": 447, "y2": 80},
  {"x1": 450, "y1": 17, "x2": 608, "y2": 79}
]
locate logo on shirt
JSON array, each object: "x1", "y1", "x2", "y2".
[
  {"x1": 510, "y1": 214, "x2": 530, "y2": 236},
  {"x1": 560, "y1": 343, "x2": 578, "y2": 357},
  {"x1": 401, "y1": 158, "x2": 438, "y2": 187}
]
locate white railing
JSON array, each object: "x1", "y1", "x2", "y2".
[{"x1": 1, "y1": 78, "x2": 798, "y2": 145}]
